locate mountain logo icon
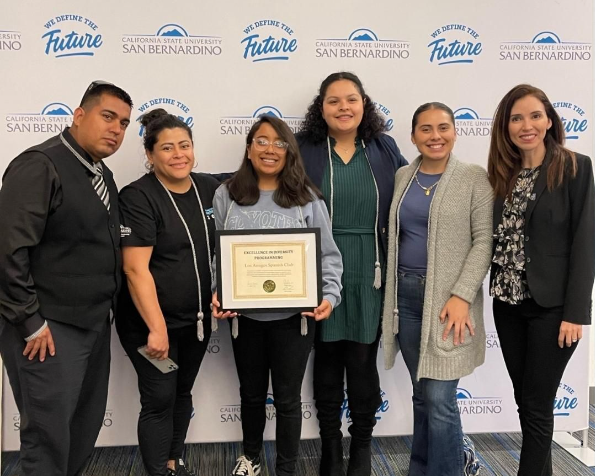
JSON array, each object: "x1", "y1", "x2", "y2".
[
  {"x1": 253, "y1": 106, "x2": 283, "y2": 119},
  {"x1": 532, "y1": 31, "x2": 561, "y2": 44},
  {"x1": 348, "y1": 29, "x2": 379, "y2": 42},
  {"x1": 456, "y1": 388, "x2": 473, "y2": 400},
  {"x1": 454, "y1": 108, "x2": 480, "y2": 120},
  {"x1": 41, "y1": 103, "x2": 74, "y2": 116},
  {"x1": 156, "y1": 24, "x2": 189, "y2": 37}
]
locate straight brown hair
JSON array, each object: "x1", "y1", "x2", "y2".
[
  {"x1": 227, "y1": 115, "x2": 322, "y2": 208},
  {"x1": 487, "y1": 84, "x2": 576, "y2": 198}
]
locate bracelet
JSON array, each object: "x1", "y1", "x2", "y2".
[{"x1": 24, "y1": 320, "x2": 48, "y2": 342}]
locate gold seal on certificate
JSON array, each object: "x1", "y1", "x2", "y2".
[
  {"x1": 263, "y1": 280, "x2": 276, "y2": 293},
  {"x1": 216, "y1": 229, "x2": 322, "y2": 313}
]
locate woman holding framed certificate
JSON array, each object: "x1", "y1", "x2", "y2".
[
  {"x1": 212, "y1": 115, "x2": 343, "y2": 476},
  {"x1": 117, "y1": 109, "x2": 219, "y2": 476},
  {"x1": 297, "y1": 72, "x2": 407, "y2": 476}
]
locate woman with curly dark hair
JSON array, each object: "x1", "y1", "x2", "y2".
[{"x1": 297, "y1": 72, "x2": 407, "y2": 476}]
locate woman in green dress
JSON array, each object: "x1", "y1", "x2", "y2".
[{"x1": 296, "y1": 72, "x2": 407, "y2": 476}]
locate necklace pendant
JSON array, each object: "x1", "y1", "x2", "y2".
[{"x1": 425, "y1": 189, "x2": 430, "y2": 196}]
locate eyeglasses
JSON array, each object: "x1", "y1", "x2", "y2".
[{"x1": 252, "y1": 138, "x2": 289, "y2": 152}]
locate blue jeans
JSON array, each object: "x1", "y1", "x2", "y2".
[{"x1": 397, "y1": 272, "x2": 464, "y2": 476}]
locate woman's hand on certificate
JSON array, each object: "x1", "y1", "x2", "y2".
[
  {"x1": 302, "y1": 299, "x2": 333, "y2": 321},
  {"x1": 212, "y1": 292, "x2": 237, "y2": 319},
  {"x1": 440, "y1": 295, "x2": 474, "y2": 345}
]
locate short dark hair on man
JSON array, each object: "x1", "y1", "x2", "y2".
[{"x1": 79, "y1": 80, "x2": 133, "y2": 109}]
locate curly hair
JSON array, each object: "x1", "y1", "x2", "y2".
[{"x1": 300, "y1": 72, "x2": 387, "y2": 144}]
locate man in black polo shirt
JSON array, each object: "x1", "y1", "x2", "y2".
[{"x1": 0, "y1": 81, "x2": 132, "y2": 476}]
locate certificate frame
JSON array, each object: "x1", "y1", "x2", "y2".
[{"x1": 216, "y1": 228, "x2": 322, "y2": 314}]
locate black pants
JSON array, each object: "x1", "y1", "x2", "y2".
[
  {"x1": 120, "y1": 324, "x2": 210, "y2": 476},
  {"x1": 493, "y1": 298, "x2": 578, "y2": 476},
  {"x1": 0, "y1": 318, "x2": 111, "y2": 476},
  {"x1": 313, "y1": 331, "x2": 382, "y2": 445},
  {"x1": 231, "y1": 314, "x2": 315, "y2": 476}
]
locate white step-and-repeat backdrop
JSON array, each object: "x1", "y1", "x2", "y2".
[{"x1": 0, "y1": 0, "x2": 593, "y2": 450}]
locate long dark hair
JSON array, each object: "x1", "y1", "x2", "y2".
[
  {"x1": 300, "y1": 72, "x2": 386, "y2": 144},
  {"x1": 488, "y1": 84, "x2": 577, "y2": 198},
  {"x1": 227, "y1": 116, "x2": 322, "y2": 208}
]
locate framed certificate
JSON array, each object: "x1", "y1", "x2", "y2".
[{"x1": 216, "y1": 228, "x2": 322, "y2": 313}]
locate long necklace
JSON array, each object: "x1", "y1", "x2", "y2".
[
  {"x1": 157, "y1": 176, "x2": 213, "y2": 341},
  {"x1": 414, "y1": 173, "x2": 441, "y2": 196}
]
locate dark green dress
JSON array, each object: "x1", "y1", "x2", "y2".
[{"x1": 319, "y1": 139, "x2": 382, "y2": 344}]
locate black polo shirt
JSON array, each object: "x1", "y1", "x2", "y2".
[{"x1": 116, "y1": 172, "x2": 218, "y2": 335}]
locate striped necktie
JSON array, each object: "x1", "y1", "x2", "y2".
[
  {"x1": 92, "y1": 165, "x2": 110, "y2": 212},
  {"x1": 60, "y1": 133, "x2": 110, "y2": 213}
]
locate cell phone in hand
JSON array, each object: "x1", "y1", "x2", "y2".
[{"x1": 137, "y1": 346, "x2": 179, "y2": 373}]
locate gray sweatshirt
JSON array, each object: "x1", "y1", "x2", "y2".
[{"x1": 213, "y1": 184, "x2": 343, "y2": 321}]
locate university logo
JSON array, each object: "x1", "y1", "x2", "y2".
[
  {"x1": 0, "y1": 29, "x2": 22, "y2": 51},
  {"x1": 454, "y1": 107, "x2": 492, "y2": 137},
  {"x1": 340, "y1": 389, "x2": 390, "y2": 422},
  {"x1": 266, "y1": 394, "x2": 314, "y2": 421},
  {"x1": 553, "y1": 101, "x2": 588, "y2": 140},
  {"x1": 42, "y1": 14, "x2": 102, "y2": 58},
  {"x1": 219, "y1": 403, "x2": 242, "y2": 423},
  {"x1": 103, "y1": 409, "x2": 113, "y2": 427},
  {"x1": 554, "y1": 382, "x2": 578, "y2": 417},
  {"x1": 241, "y1": 20, "x2": 298, "y2": 62},
  {"x1": 122, "y1": 23, "x2": 222, "y2": 56},
  {"x1": 136, "y1": 97, "x2": 194, "y2": 137},
  {"x1": 315, "y1": 28, "x2": 410, "y2": 60},
  {"x1": 485, "y1": 330, "x2": 500, "y2": 350},
  {"x1": 456, "y1": 388, "x2": 503, "y2": 415},
  {"x1": 12, "y1": 413, "x2": 20, "y2": 431},
  {"x1": 220, "y1": 105, "x2": 304, "y2": 135},
  {"x1": 206, "y1": 335, "x2": 221, "y2": 354},
  {"x1": 374, "y1": 101, "x2": 394, "y2": 131},
  {"x1": 219, "y1": 394, "x2": 313, "y2": 423},
  {"x1": 5, "y1": 102, "x2": 73, "y2": 134},
  {"x1": 500, "y1": 31, "x2": 591, "y2": 61},
  {"x1": 428, "y1": 24, "x2": 482, "y2": 65}
]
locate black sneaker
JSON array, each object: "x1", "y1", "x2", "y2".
[
  {"x1": 167, "y1": 459, "x2": 197, "y2": 476},
  {"x1": 230, "y1": 455, "x2": 261, "y2": 476}
]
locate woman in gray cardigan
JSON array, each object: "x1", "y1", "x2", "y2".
[{"x1": 382, "y1": 103, "x2": 493, "y2": 476}]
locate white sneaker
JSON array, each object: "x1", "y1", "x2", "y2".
[{"x1": 230, "y1": 455, "x2": 261, "y2": 476}]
